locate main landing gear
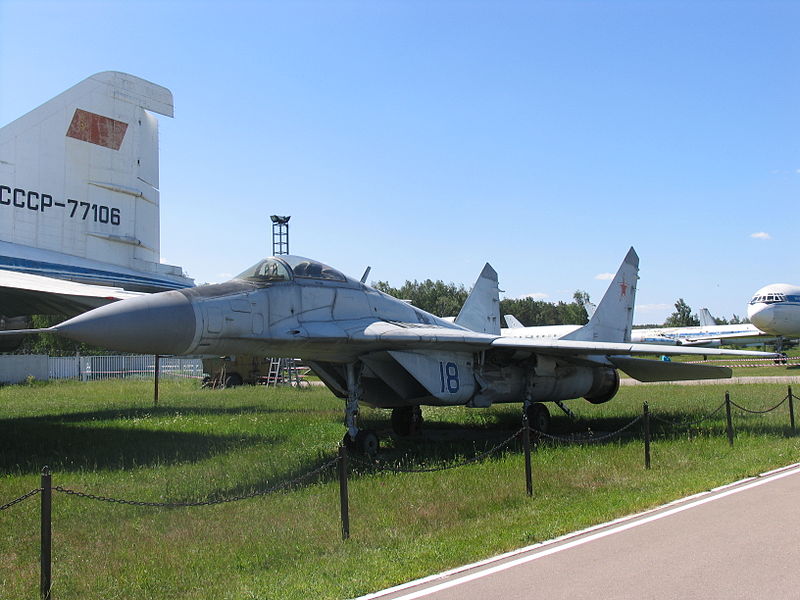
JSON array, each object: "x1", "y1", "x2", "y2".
[
  {"x1": 524, "y1": 401, "x2": 551, "y2": 434},
  {"x1": 342, "y1": 362, "x2": 380, "y2": 456}
]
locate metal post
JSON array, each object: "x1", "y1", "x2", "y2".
[
  {"x1": 40, "y1": 467, "x2": 52, "y2": 600},
  {"x1": 522, "y1": 412, "x2": 533, "y2": 497},
  {"x1": 643, "y1": 402, "x2": 651, "y2": 470},
  {"x1": 154, "y1": 354, "x2": 160, "y2": 406},
  {"x1": 725, "y1": 392, "x2": 734, "y2": 447},
  {"x1": 338, "y1": 445, "x2": 350, "y2": 541},
  {"x1": 789, "y1": 385, "x2": 795, "y2": 434}
]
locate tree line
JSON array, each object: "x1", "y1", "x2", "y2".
[
  {"x1": 373, "y1": 279, "x2": 590, "y2": 326},
  {"x1": 373, "y1": 280, "x2": 747, "y2": 329}
]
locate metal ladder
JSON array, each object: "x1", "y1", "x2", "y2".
[{"x1": 265, "y1": 357, "x2": 301, "y2": 387}]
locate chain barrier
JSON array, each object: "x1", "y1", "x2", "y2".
[
  {"x1": 0, "y1": 488, "x2": 42, "y2": 511},
  {"x1": 529, "y1": 415, "x2": 643, "y2": 444},
  {"x1": 650, "y1": 400, "x2": 727, "y2": 428},
  {"x1": 729, "y1": 395, "x2": 789, "y2": 415},
  {"x1": 349, "y1": 429, "x2": 523, "y2": 473},
  {"x1": 53, "y1": 456, "x2": 340, "y2": 508}
]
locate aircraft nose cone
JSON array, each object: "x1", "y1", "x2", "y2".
[
  {"x1": 56, "y1": 291, "x2": 196, "y2": 354},
  {"x1": 748, "y1": 304, "x2": 774, "y2": 333}
]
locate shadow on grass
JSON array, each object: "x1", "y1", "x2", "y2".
[
  {"x1": 352, "y1": 405, "x2": 799, "y2": 471},
  {"x1": 0, "y1": 413, "x2": 284, "y2": 476}
]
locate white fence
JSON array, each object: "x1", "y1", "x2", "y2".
[{"x1": 48, "y1": 355, "x2": 204, "y2": 381}]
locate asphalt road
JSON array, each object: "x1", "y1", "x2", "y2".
[{"x1": 360, "y1": 463, "x2": 800, "y2": 600}]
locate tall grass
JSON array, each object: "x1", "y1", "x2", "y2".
[{"x1": 1, "y1": 379, "x2": 798, "y2": 599}]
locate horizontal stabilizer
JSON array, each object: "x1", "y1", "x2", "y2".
[
  {"x1": 0, "y1": 327, "x2": 57, "y2": 337},
  {"x1": 0, "y1": 268, "x2": 142, "y2": 317},
  {"x1": 609, "y1": 356, "x2": 732, "y2": 382}
]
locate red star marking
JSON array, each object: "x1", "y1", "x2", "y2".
[{"x1": 619, "y1": 279, "x2": 629, "y2": 297}]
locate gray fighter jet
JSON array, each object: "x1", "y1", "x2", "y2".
[{"x1": 11, "y1": 248, "x2": 775, "y2": 454}]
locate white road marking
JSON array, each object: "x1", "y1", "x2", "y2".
[{"x1": 357, "y1": 462, "x2": 800, "y2": 600}]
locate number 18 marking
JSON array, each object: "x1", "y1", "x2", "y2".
[{"x1": 439, "y1": 361, "x2": 459, "y2": 393}]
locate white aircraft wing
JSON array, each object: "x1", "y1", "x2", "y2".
[
  {"x1": 489, "y1": 337, "x2": 775, "y2": 381},
  {"x1": 490, "y1": 336, "x2": 770, "y2": 357},
  {"x1": 0, "y1": 269, "x2": 144, "y2": 317},
  {"x1": 673, "y1": 330, "x2": 769, "y2": 346}
]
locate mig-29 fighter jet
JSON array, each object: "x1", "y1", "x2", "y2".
[{"x1": 7, "y1": 248, "x2": 776, "y2": 454}]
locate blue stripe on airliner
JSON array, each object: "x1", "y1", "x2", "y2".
[{"x1": 0, "y1": 256, "x2": 193, "y2": 291}]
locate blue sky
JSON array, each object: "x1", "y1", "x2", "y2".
[{"x1": 1, "y1": 0, "x2": 797, "y2": 324}]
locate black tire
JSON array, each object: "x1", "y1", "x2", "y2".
[
  {"x1": 355, "y1": 430, "x2": 380, "y2": 456},
  {"x1": 391, "y1": 406, "x2": 424, "y2": 436},
  {"x1": 526, "y1": 402, "x2": 551, "y2": 434},
  {"x1": 224, "y1": 372, "x2": 244, "y2": 388}
]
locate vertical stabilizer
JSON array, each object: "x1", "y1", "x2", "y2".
[
  {"x1": 562, "y1": 247, "x2": 638, "y2": 343},
  {"x1": 698, "y1": 308, "x2": 716, "y2": 327},
  {"x1": 0, "y1": 72, "x2": 191, "y2": 290},
  {"x1": 504, "y1": 314, "x2": 525, "y2": 329},
  {"x1": 455, "y1": 263, "x2": 501, "y2": 335}
]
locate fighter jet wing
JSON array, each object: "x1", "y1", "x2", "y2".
[
  {"x1": 490, "y1": 337, "x2": 771, "y2": 381},
  {"x1": 490, "y1": 336, "x2": 771, "y2": 358},
  {"x1": 0, "y1": 269, "x2": 144, "y2": 318}
]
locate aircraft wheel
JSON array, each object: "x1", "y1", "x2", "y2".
[
  {"x1": 526, "y1": 402, "x2": 551, "y2": 434},
  {"x1": 224, "y1": 372, "x2": 243, "y2": 388},
  {"x1": 355, "y1": 430, "x2": 380, "y2": 456},
  {"x1": 391, "y1": 406, "x2": 424, "y2": 436}
]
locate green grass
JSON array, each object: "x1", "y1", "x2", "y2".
[{"x1": 1, "y1": 378, "x2": 799, "y2": 599}]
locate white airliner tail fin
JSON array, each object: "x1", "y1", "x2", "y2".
[
  {"x1": 698, "y1": 308, "x2": 716, "y2": 327},
  {"x1": 0, "y1": 72, "x2": 188, "y2": 289},
  {"x1": 504, "y1": 314, "x2": 525, "y2": 329},
  {"x1": 562, "y1": 248, "x2": 638, "y2": 343}
]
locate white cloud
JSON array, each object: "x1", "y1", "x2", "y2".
[
  {"x1": 637, "y1": 303, "x2": 672, "y2": 312},
  {"x1": 750, "y1": 232, "x2": 772, "y2": 240},
  {"x1": 518, "y1": 292, "x2": 549, "y2": 300},
  {"x1": 595, "y1": 272, "x2": 615, "y2": 280}
]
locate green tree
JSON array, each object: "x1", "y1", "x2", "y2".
[
  {"x1": 373, "y1": 279, "x2": 469, "y2": 317},
  {"x1": 664, "y1": 298, "x2": 699, "y2": 327},
  {"x1": 12, "y1": 314, "x2": 110, "y2": 356},
  {"x1": 374, "y1": 279, "x2": 590, "y2": 326}
]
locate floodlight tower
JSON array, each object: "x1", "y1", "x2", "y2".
[
  {"x1": 266, "y1": 215, "x2": 300, "y2": 387},
  {"x1": 271, "y1": 215, "x2": 290, "y2": 256}
]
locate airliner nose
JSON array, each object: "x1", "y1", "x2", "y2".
[
  {"x1": 748, "y1": 304, "x2": 774, "y2": 333},
  {"x1": 55, "y1": 291, "x2": 196, "y2": 354}
]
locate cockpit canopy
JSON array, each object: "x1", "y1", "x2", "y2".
[
  {"x1": 749, "y1": 293, "x2": 800, "y2": 304},
  {"x1": 236, "y1": 256, "x2": 347, "y2": 284}
]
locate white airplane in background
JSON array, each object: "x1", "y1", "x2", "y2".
[
  {"x1": 503, "y1": 275, "x2": 771, "y2": 349},
  {"x1": 0, "y1": 72, "x2": 193, "y2": 329},
  {"x1": 748, "y1": 284, "x2": 800, "y2": 340},
  {"x1": 629, "y1": 309, "x2": 769, "y2": 348}
]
